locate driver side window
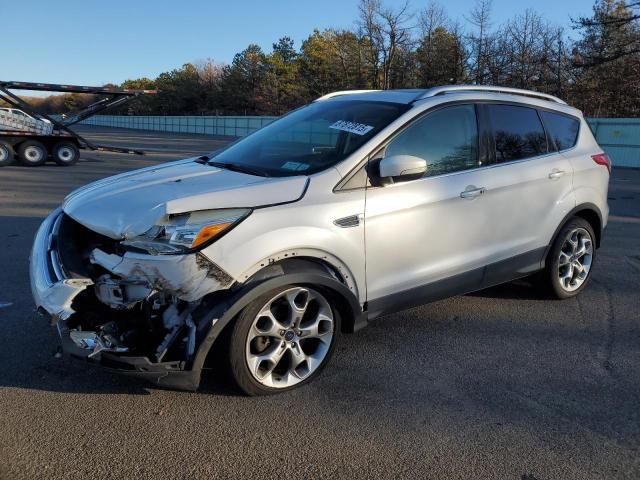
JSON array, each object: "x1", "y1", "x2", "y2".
[{"x1": 385, "y1": 104, "x2": 479, "y2": 177}]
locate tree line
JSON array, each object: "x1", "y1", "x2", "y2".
[{"x1": 24, "y1": 0, "x2": 640, "y2": 118}]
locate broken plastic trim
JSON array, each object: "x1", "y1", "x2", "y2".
[
  {"x1": 57, "y1": 317, "x2": 200, "y2": 390},
  {"x1": 69, "y1": 330, "x2": 128, "y2": 358}
]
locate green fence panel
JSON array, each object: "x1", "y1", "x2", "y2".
[
  {"x1": 68, "y1": 115, "x2": 640, "y2": 168},
  {"x1": 75, "y1": 115, "x2": 278, "y2": 138},
  {"x1": 587, "y1": 118, "x2": 640, "y2": 168}
]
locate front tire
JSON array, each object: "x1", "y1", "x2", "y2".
[
  {"x1": 228, "y1": 285, "x2": 338, "y2": 395},
  {"x1": 541, "y1": 217, "x2": 596, "y2": 299}
]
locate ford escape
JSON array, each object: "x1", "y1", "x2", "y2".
[{"x1": 30, "y1": 86, "x2": 610, "y2": 395}]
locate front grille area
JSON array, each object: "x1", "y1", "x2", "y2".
[{"x1": 56, "y1": 213, "x2": 120, "y2": 279}]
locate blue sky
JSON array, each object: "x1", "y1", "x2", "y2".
[{"x1": 4, "y1": 0, "x2": 593, "y2": 87}]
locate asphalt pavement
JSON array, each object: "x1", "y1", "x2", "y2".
[{"x1": 0, "y1": 126, "x2": 638, "y2": 479}]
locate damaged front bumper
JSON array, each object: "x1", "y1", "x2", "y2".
[
  {"x1": 29, "y1": 208, "x2": 235, "y2": 391},
  {"x1": 30, "y1": 208, "x2": 92, "y2": 322},
  {"x1": 55, "y1": 316, "x2": 196, "y2": 388}
]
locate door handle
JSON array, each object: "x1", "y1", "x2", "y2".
[
  {"x1": 460, "y1": 186, "x2": 486, "y2": 199},
  {"x1": 548, "y1": 169, "x2": 566, "y2": 180}
]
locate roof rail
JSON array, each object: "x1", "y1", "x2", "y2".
[
  {"x1": 314, "y1": 90, "x2": 380, "y2": 102},
  {"x1": 415, "y1": 85, "x2": 566, "y2": 105}
]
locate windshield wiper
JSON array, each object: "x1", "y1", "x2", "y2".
[{"x1": 203, "y1": 160, "x2": 269, "y2": 177}]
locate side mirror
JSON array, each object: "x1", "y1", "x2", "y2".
[{"x1": 378, "y1": 154, "x2": 427, "y2": 181}]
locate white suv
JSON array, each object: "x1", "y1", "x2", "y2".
[{"x1": 30, "y1": 86, "x2": 610, "y2": 395}]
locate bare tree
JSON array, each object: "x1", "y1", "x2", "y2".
[
  {"x1": 330, "y1": 30, "x2": 368, "y2": 88},
  {"x1": 416, "y1": 1, "x2": 448, "y2": 84},
  {"x1": 504, "y1": 10, "x2": 546, "y2": 88},
  {"x1": 419, "y1": 0, "x2": 448, "y2": 49},
  {"x1": 358, "y1": 0, "x2": 384, "y2": 88},
  {"x1": 379, "y1": 2, "x2": 414, "y2": 89},
  {"x1": 358, "y1": 0, "x2": 414, "y2": 89},
  {"x1": 466, "y1": 0, "x2": 493, "y2": 84},
  {"x1": 542, "y1": 26, "x2": 570, "y2": 96},
  {"x1": 450, "y1": 20, "x2": 470, "y2": 83}
]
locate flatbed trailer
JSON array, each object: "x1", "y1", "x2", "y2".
[{"x1": 0, "y1": 81, "x2": 156, "y2": 167}]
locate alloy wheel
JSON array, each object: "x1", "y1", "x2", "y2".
[
  {"x1": 557, "y1": 227, "x2": 593, "y2": 292},
  {"x1": 245, "y1": 286, "x2": 334, "y2": 388}
]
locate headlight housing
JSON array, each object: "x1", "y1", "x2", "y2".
[{"x1": 122, "y1": 208, "x2": 251, "y2": 255}]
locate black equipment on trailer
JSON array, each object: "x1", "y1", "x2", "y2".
[{"x1": 0, "y1": 81, "x2": 157, "y2": 167}]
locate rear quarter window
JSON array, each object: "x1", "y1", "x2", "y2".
[{"x1": 540, "y1": 111, "x2": 580, "y2": 151}]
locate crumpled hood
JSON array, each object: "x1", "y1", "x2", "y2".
[{"x1": 63, "y1": 158, "x2": 308, "y2": 239}]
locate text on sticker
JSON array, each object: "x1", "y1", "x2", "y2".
[{"x1": 329, "y1": 120, "x2": 374, "y2": 136}]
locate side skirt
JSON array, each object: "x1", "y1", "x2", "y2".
[{"x1": 366, "y1": 247, "x2": 546, "y2": 320}]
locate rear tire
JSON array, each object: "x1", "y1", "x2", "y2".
[
  {"x1": 228, "y1": 285, "x2": 338, "y2": 396},
  {"x1": 52, "y1": 141, "x2": 80, "y2": 166},
  {"x1": 0, "y1": 141, "x2": 15, "y2": 167},
  {"x1": 539, "y1": 217, "x2": 596, "y2": 299},
  {"x1": 17, "y1": 140, "x2": 47, "y2": 166}
]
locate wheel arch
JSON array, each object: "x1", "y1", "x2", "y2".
[
  {"x1": 190, "y1": 258, "x2": 366, "y2": 388},
  {"x1": 238, "y1": 257, "x2": 363, "y2": 334},
  {"x1": 234, "y1": 248, "x2": 361, "y2": 300},
  {"x1": 573, "y1": 208, "x2": 602, "y2": 248},
  {"x1": 545, "y1": 203, "x2": 603, "y2": 262}
]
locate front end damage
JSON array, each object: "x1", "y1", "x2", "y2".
[{"x1": 30, "y1": 208, "x2": 236, "y2": 390}]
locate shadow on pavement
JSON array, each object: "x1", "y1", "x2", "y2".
[{"x1": 468, "y1": 277, "x2": 545, "y2": 300}]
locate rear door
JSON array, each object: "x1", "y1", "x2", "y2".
[
  {"x1": 539, "y1": 110, "x2": 607, "y2": 223},
  {"x1": 475, "y1": 103, "x2": 576, "y2": 284}
]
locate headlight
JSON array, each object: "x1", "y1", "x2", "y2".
[{"x1": 122, "y1": 208, "x2": 251, "y2": 255}]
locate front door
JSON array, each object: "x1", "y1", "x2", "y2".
[{"x1": 364, "y1": 104, "x2": 491, "y2": 317}]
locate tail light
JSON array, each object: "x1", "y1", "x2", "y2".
[{"x1": 591, "y1": 153, "x2": 611, "y2": 173}]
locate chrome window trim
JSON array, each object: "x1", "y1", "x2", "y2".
[
  {"x1": 365, "y1": 149, "x2": 567, "y2": 190},
  {"x1": 335, "y1": 101, "x2": 478, "y2": 192},
  {"x1": 334, "y1": 98, "x2": 582, "y2": 192}
]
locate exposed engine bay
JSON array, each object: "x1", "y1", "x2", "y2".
[{"x1": 56, "y1": 213, "x2": 233, "y2": 364}]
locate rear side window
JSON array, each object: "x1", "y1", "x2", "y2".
[
  {"x1": 487, "y1": 104, "x2": 547, "y2": 162},
  {"x1": 540, "y1": 111, "x2": 580, "y2": 151},
  {"x1": 385, "y1": 104, "x2": 478, "y2": 177}
]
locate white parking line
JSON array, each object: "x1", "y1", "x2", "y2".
[
  {"x1": 0, "y1": 301, "x2": 13, "y2": 309},
  {"x1": 609, "y1": 215, "x2": 640, "y2": 224}
]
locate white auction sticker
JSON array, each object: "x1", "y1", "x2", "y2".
[{"x1": 329, "y1": 120, "x2": 374, "y2": 136}]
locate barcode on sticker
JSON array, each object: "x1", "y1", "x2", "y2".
[{"x1": 329, "y1": 120, "x2": 374, "y2": 136}]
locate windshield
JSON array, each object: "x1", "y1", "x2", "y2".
[{"x1": 209, "y1": 100, "x2": 409, "y2": 177}]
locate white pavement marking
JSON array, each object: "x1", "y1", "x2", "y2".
[
  {"x1": 609, "y1": 215, "x2": 640, "y2": 224},
  {"x1": 0, "y1": 301, "x2": 13, "y2": 309}
]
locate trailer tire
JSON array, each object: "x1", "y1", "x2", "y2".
[
  {"x1": 0, "y1": 141, "x2": 15, "y2": 167},
  {"x1": 52, "y1": 141, "x2": 80, "y2": 166},
  {"x1": 18, "y1": 140, "x2": 47, "y2": 166}
]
